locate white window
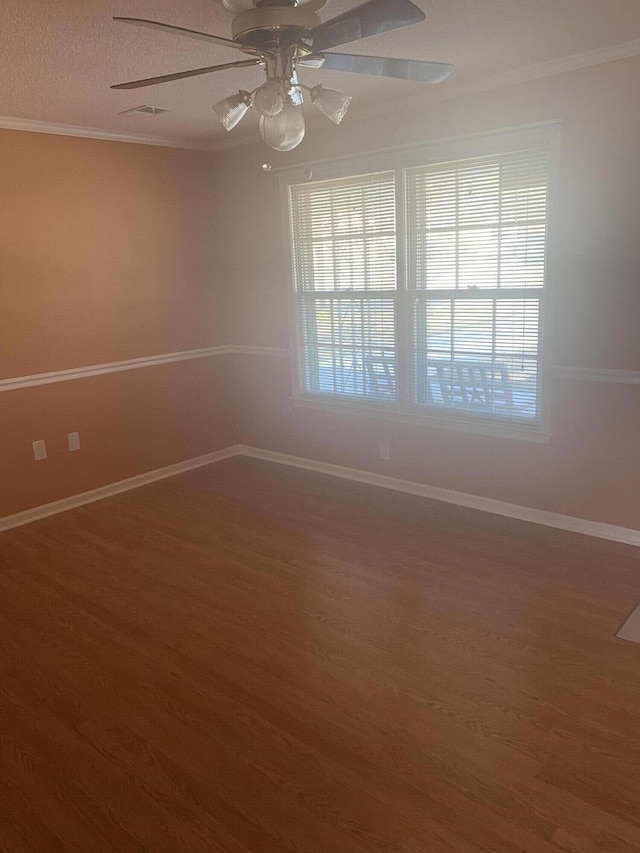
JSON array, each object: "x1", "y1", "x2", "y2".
[
  {"x1": 287, "y1": 126, "x2": 557, "y2": 439},
  {"x1": 289, "y1": 172, "x2": 398, "y2": 402}
]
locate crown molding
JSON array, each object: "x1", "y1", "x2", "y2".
[
  {"x1": 0, "y1": 115, "x2": 202, "y2": 149},
  {"x1": 453, "y1": 38, "x2": 640, "y2": 98},
  {"x1": 324, "y1": 37, "x2": 640, "y2": 136}
]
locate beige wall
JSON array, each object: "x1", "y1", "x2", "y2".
[
  {"x1": 213, "y1": 55, "x2": 640, "y2": 530},
  {"x1": 2, "y1": 55, "x2": 640, "y2": 531},
  {"x1": 0, "y1": 131, "x2": 232, "y2": 517}
]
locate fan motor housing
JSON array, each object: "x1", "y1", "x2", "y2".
[{"x1": 232, "y1": 6, "x2": 320, "y2": 48}]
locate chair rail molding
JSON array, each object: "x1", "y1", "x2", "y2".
[
  {"x1": 0, "y1": 345, "x2": 289, "y2": 393},
  {"x1": 554, "y1": 366, "x2": 640, "y2": 385},
  {"x1": 1, "y1": 347, "x2": 638, "y2": 394}
]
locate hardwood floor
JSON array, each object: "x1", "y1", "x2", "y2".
[{"x1": 1, "y1": 456, "x2": 640, "y2": 852}]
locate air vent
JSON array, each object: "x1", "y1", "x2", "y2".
[{"x1": 118, "y1": 105, "x2": 169, "y2": 118}]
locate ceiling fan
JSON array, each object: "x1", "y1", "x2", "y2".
[{"x1": 112, "y1": 0, "x2": 454, "y2": 151}]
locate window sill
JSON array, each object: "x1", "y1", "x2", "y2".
[{"x1": 291, "y1": 395, "x2": 550, "y2": 443}]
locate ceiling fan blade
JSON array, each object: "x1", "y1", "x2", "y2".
[
  {"x1": 111, "y1": 59, "x2": 261, "y2": 90},
  {"x1": 299, "y1": 52, "x2": 454, "y2": 83},
  {"x1": 113, "y1": 17, "x2": 243, "y2": 51},
  {"x1": 305, "y1": 0, "x2": 425, "y2": 52}
]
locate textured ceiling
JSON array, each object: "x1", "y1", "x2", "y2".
[{"x1": 2, "y1": 0, "x2": 640, "y2": 149}]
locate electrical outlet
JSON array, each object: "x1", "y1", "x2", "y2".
[
  {"x1": 379, "y1": 439, "x2": 390, "y2": 461},
  {"x1": 67, "y1": 431, "x2": 81, "y2": 452},
  {"x1": 32, "y1": 439, "x2": 47, "y2": 461}
]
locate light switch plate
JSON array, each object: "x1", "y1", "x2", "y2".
[{"x1": 67, "y1": 432, "x2": 81, "y2": 452}]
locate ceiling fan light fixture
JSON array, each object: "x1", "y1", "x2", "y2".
[
  {"x1": 310, "y1": 84, "x2": 352, "y2": 125},
  {"x1": 259, "y1": 102, "x2": 305, "y2": 151},
  {"x1": 253, "y1": 79, "x2": 286, "y2": 117},
  {"x1": 112, "y1": 2, "x2": 455, "y2": 151},
  {"x1": 212, "y1": 90, "x2": 252, "y2": 131}
]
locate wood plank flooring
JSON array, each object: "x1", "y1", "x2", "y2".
[{"x1": 1, "y1": 455, "x2": 640, "y2": 852}]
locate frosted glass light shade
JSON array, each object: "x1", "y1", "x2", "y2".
[
  {"x1": 253, "y1": 79, "x2": 285, "y2": 117},
  {"x1": 212, "y1": 91, "x2": 251, "y2": 131},
  {"x1": 259, "y1": 102, "x2": 305, "y2": 151},
  {"x1": 310, "y1": 85, "x2": 352, "y2": 125}
]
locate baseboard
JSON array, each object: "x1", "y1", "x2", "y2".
[
  {"x1": 2, "y1": 442, "x2": 639, "y2": 547},
  {"x1": 238, "y1": 446, "x2": 640, "y2": 548},
  {"x1": 0, "y1": 446, "x2": 242, "y2": 533}
]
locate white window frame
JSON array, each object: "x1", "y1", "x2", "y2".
[{"x1": 281, "y1": 122, "x2": 561, "y2": 442}]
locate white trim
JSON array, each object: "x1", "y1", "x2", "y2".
[
  {"x1": 2, "y1": 443, "x2": 639, "y2": 546},
  {"x1": 0, "y1": 116, "x2": 199, "y2": 149},
  {"x1": 274, "y1": 121, "x2": 562, "y2": 180},
  {"x1": 0, "y1": 344, "x2": 290, "y2": 393},
  {"x1": 231, "y1": 345, "x2": 290, "y2": 357},
  {"x1": 327, "y1": 41, "x2": 640, "y2": 132},
  {"x1": 3, "y1": 344, "x2": 640, "y2": 395},
  {"x1": 555, "y1": 366, "x2": 640, "y2": 385},
  {"x1": 0, "y1": 446, "x2": 242, "y2": 533},
  {"x1": 238, "y1": 446, "x2": 640, "y2": 547},
  {"x1": 0, "y1": 346, "x2": 233, "y2": 392},
  {"x1": 455, "y1": 39, "x2": 640, "y2": 97}
]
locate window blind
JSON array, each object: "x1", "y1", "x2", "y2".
[
  {"x1": 289, "y1": 172, "x2": 397, "y2": 401},
  {"x1": 405, "y1": 148, "x2": 549, "y2": 424}
]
